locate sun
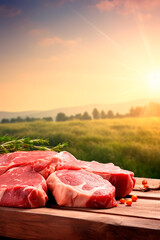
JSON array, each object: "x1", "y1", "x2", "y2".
[{"x1": 147, "y1": 70, "x2": 160, "y2": 91}]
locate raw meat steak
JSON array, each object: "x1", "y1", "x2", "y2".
[
  {"x1": 0, "y1": 151, "x2": 59, "y2": 179},
  {"x1": 0, "y1": 165, "x2": 48, "y2": 208},
  {"x1": 56, "y1": 151, "x2": 135, "y2": 198},
  {"x1": 47, "y1": 169, "x2": 117, "y2": 208}
]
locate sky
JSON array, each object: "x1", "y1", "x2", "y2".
[{"x1": 1, "y1": 0, "x2": 160, "y2": 112}]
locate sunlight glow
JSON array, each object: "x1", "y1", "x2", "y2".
[{"x1": 147, "y1": 70, "x2": 160, "y2": 91}]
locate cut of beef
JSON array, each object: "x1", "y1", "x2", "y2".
[
  {"x1": 0, "y1": 151, "x2": 59, "y2": 179},
  {"x1": 56, "y1": 151, "x2": 135, "y2": 198},
  {"x1": 0, "y1": 150, "x2": 136, "y2": 209},
  {"x1": 47, "y1": 169, "x2": 117, "y2": 208},
  {"x1": 0, "y1": 165, "x2": 48, "y2": 208}
]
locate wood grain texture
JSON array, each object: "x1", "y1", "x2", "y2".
[
  {"x1": 0, "y1": 177, "x2": 160, "y2": 240},
  {"x1": 129, "y1": 190, "x2": 160, "y2": 200},
  {"x1": 0, "y1": 207, "x2": 159, "y2": 240},
  {"x1": 48, "y1": 198, "x2": 160, "y2": 220}
]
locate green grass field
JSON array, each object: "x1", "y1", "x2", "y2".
[{"x1": 0, "y1": 117, "x2": 160, "y2": 178}]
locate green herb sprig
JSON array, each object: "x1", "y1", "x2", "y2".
[{"x1": 0, "y1": 136, "x2": 67, "y2": 154}]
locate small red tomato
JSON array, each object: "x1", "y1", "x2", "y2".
[
  {"x1": 131, "y1": 195, "x2": 138, "y2": 202},
  {"x1": 142, "y1": 179, "x2": 147, "y2": 185},
  {"x1": 144, "y1": 185, "x2": 149, "y2": 188},
  {"x1": 126, "y1": 199, "x2": 132, "y2": 206},
  {"x1": 120, "y1": 198, "x2": 125, "y2": 204}
]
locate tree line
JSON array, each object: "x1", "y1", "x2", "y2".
[
  {"x1": 1, "y1": 116, "x2": 53, "y2": 123},
  {"x1": 55, "y1": 109, "x2": 119, "y2": 121},
  {"x1": 129, "y1": 102, "x2": 160, "y2": 117},
  {"x1": 1, "y1": 102, "x2": 160, "y2": 123},
  {"x1": 56, "y1": 102, "x2": 160, "y2": 121}
]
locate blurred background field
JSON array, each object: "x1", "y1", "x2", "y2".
[{"x1": 0, "y1": 117, "x2": 160, "y2": 179}]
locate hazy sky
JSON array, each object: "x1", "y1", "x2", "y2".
[{"x1": 1, "y1": 0, "x2": 160, "y2": 111}]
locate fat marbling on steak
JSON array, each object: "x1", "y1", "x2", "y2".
[
  {"x1": 0, "y1": 150, "x2": 59, "y2": 179},
  {"x1": 0, "y1": 165, "x2": 48, "y2": 208},
  {"x1": 47, "y1": 169, "x2": 117, "y2": 208},
  {"x1": 55, "y1": 151, "x2": 135, "y2": 198}
]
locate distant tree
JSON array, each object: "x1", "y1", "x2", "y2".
[
  {"x1": 81, "y1": 112, "x2": 92, "y2": 120},
  {"x1": 1, "y1": 118, "x2": 10, "y2": 123},
  {"x1": 10, "y1": 118, "x2": 16, "y2": 123},
  {"x1": 129, "y1": 106, "x2": 143, "y2": 117},
  {"x1": 68, "y1": 115, "x2": 74, "y2": 120},
  {"x1": 43, "y1": 117, "x2": 53, "y2": 121},
  {"x1": 115, "y1": 112, "x2": 123, "y2": 118},
  {"x1": 129, "y1": 106, "x2": 134, "y2": 117},
  {"x1": 25, "y1": 117, "x2": 30, "y2": 122},
  {"x1": 21, "y1": 117, "x2": 40, "y2": 122},
  {"x1": 92, "y1": 108, "x2": 100, "y2": 119},
  {"x1": 56, "y1": 112, "x2": 67, "y2": 121},
  {"x1": 135, "y1": 107, "x2": 143, "y2": 117},
  {"x1": 107, "y1": 110, "x2": 114, "y2": 118},
  {"x1": 128, "y1": 102, "x2": 160, "y2": 117},
  {"x1": 146, "y1": 102, "x2": 160, "y2": 117},
  {"x1": 17, "y1": 116, "x2": 24, "y2": 122},
  {"x1": 75, "y1": 113, "x2": 82, "y2": 120},
  {"x1": 100, "y1": 110, "x2": 107, "y2": 119}
]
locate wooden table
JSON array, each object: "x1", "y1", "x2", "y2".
[{"x1": 0, "y1": 178, "x2": 159, "y2": 240}]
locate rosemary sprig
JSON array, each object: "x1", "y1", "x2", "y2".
[{"x1": 0, "y1": 136, "x2": 67, "y2": 154}]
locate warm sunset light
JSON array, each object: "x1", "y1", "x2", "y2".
[
  {"x1": 0, "y1": 4, "x2": 160, "y2": 235},
  {"x1": 147, "y1": 70, "x2": 160, "y2": 91},
  {"x1": 1, "y1": 0, "x2": 160, "y2": 111}
]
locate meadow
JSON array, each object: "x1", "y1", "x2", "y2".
[{"x1": 0, "y1": 117, "x2": 160, "y2": 179}]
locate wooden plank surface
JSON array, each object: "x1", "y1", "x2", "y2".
[
  {"x1": 130, "y1": 190, "x2": 160, "y2": 200},
  {"x1": 132, "y1": 177, "x2": 160, "y2": 201},
  {"x1": 0, "y1": 205, "x2": 159, "y2": 240},
  {"x1": 49, "y1": 198, "x2": 160, "y2": 220},
  {"x1": 0, "y1": 177, "x2": 159, "y2": 240},
  {"x1": 134, "y1": 177, "x2": 160, "y2": 187}
]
